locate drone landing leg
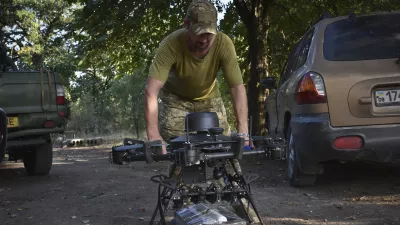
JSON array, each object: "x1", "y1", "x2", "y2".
[
  {"x1": 149, "y1": 184, "x2": 169, "y2": 225},
  {"x1": 148, "y1": 182, "x2": 177, "y2": 224},
  {"x1": 228, "y1": 159, "x2": 265, "y2": 225},
  {"x1": 149, "y1": 168, "x2": 183, "y2": 225}
]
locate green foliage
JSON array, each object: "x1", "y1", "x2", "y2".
[
  {"x1": 217, "y1": 72, "x2": 236, "y2": 130},
  {"x1": 219, "y1": 2, "x2": 250, "y2": 83},
  {"x1": 67, "y1": 69, "x2": 148, "y2": 137},
  {"x1": 1, "y1": 0, "x2": 76, "y2": 70}
]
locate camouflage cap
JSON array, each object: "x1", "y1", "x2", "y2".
[{"x1": 186, "y1": 0, "x2": 218, "y2": 35}]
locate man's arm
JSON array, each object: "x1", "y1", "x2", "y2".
[
  {"x1": 144, "y1": 35, "x2": 174, "y2": 154},
  {"x1": 144, "y1": 76, "x2": 164, "y2": 141},
  {"x1": 219, "y1": 34, "x2": 251, "y2": 146},
  {"x1": 219, "y1": 34, "x2": 248, "y2": 135},
  {"x1": 230, "y1": 84, "x2": 248, "y2": 135}
]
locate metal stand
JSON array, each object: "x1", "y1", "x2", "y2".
[
  {"x1": 147, "y1": 160, "x2": 264, "y2": 225},
  {"x1": 149, "y1": 174, "x2": 179, "y2": 225}
]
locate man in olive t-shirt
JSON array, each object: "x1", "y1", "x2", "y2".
[{"x1": 144, "y1": 0, "x2": 250, "y2": 154}]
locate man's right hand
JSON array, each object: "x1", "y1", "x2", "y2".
[{"x1": 148, "y1": 134, "x2": 167, "y2": 155}]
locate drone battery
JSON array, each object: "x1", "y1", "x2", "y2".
[
  {"x1": 175, "y1": 202, "x2": 247, "y2": 225},
  {"x1": 181, "y1": 163, "x2": 208, "y2": 184}
]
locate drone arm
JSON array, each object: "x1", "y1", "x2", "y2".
[
  {"x1": 124, "y1": 151, "x2": 173, "y2": 162},
  {"x1": 118, "y1": 147, "x2": 264, "y2": 163},
  {"x1": 111, "y1": 136, "x2": 286, "y2": 164},
  {"x1": 204, "y1": 149, "x2": 265, "y2": 160}
]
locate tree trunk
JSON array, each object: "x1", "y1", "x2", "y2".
[
  {"x1": 233, "y1": 0, "x2": 271, "y2": 136},
  {"x1": 131, "y1": 75, "x2": 140, "y2": 139},
  {"x1": 135, "y1": 117, "x2": 139, "y2": 139},
  {"x1": 31, "y1": 53, "x2": 44, "y2": 70}
]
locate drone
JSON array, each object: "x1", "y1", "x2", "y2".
[{"x1": 109, "y1": 112, "x2": 286, "y2": 225}]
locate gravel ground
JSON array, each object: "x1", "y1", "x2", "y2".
[{"x1": 0, "y1": 145, "x2": 399, "y2": 225}]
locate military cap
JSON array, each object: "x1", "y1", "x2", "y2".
[{"x1": 186, "y1": 0, "x2": 218, "y2": 35}]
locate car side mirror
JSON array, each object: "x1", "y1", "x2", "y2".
[{"x1": 260, "y1": 77, "x2": 277, "y2": 89}]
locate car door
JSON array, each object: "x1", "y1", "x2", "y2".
[
  {"x1": 275, "y1": 44, "x2": 301, "y2": 137},
  {"x1": 266, "y1": 57, "x2": 291, "y2": 135}
]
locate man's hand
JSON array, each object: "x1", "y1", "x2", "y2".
[
  {"x1": 236, "y1": 134, "x2": 254, "y2": 150},
  {"x1": 148, "y1": 135, "x2": 167, "y2": 155},
  {"x1": 230, "y1": 84, "x2": 248, "y2": 135},
  {"x1": 245, "y1": 136, "x2": 255, "y2": 150},
  {"x1": 230, "y1": 84, "x2": 252, "y2": 149}
]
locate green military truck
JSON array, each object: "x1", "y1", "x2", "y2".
[{"x1": 1, "y1": 68, "x2": 70, "y2": 175}]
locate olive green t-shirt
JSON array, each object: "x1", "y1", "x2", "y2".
[{"x1": 148, "y1": 28, "x2": 243, "y2": 101}]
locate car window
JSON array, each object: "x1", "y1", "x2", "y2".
[
  {"x1": 292, "y1": 28, "x2": 315, "y2": 72},
  {"x1": 278, "y1": 27, "x2": 315, "y2": 86},
  {"x1": 324, "y1": 13, "x2": 400, "y2": 61},
  {"x1": 278, "y1": 57, "x2": 291, "y2": 86},
  {"x1": 279, "y1": 43, "x2": 300, "y2": 86}
]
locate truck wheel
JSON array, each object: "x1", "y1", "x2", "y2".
[
  {"x1": 23, "y1": 142, "x2": 53, "y2": 176},
  {"x1": 0, "y1": 108, "x2": 6, "y2": 164},
  {"x1": 0, "y1": 135, "x2": 5, "y2": 164},
  {"x1": 286, "y1": 125, "x2": 316, "y2": 187}
]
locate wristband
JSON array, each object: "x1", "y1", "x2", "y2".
[{"x1": 236, "y1": 133, "x2": 249, "y2": 137}]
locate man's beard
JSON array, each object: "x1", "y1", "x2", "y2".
[
  {"x1": 195, "y1": 41, "x2": 208, "y2": 50},
  {"x1": 188, "y1": 39, "x2": 209, "y2": 52}
]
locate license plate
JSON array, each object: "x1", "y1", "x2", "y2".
[
  {"x1": 7, "y1": 117, "x2": 19, "y2": 128},
  {"x1": 375, "y1": 89, "x2": 400, "y2": 107}
]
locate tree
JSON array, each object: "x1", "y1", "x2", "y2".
[
  {"x1": 66, "y1": 69, "x2": 149, "y2": 137},
  {"x1": 217, "y1": 0, "x2": 272, "y2": 136},
  {"x1": 0, "y1": 0, "x2": 80, "y2": 92},
  {"x1": 225, "y1": 0, "x2": 319, "y2": 135},
  {"x1": 0, "y1": 0, "x2": 23, "y2": 66},
  {"x1": 0, "y1": 0, "x2": 76, "y2": 70}
]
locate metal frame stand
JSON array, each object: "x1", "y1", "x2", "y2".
[{"x1": 147, "y1": 160, "x2": 265, "y2": 225}]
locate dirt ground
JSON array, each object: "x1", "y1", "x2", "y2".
[{"x1": 0, "y1": 145, "x2": 399, "y2": 225}]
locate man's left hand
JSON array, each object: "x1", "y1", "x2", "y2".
[{"x1": 244, "y1": 136, "x2": 254, "y2": 150}]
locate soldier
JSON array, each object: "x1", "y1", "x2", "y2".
[
  {"x1": 144, "y1": 0, "x2": 250, "y2": 153},
  {"x1": 143, "y1": 1, "x2": 260, "y2": 221}
]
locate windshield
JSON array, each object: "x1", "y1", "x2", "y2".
[{"x1": 323, "y1": 13, "x2": 400, "y2": 61}]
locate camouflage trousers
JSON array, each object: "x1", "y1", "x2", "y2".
[{"x1": 159, "y1": 89, "x2": 231, "y2": 141}]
